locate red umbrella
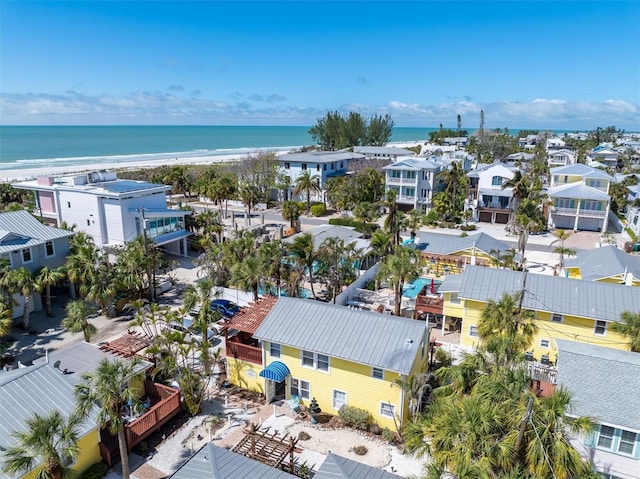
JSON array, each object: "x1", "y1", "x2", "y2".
[{"x1": 429, "y1": 278, "x2": 435, "y2": 294}]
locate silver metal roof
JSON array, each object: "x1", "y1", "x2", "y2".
[
  {"x1": 168, "y1": 443, "x2": 296, "y2": 479},
  {"x1": 550, "y1": 163, "x2": 613, "y2": 180},
  {"x1": 455, "y1": 265, "x2": 640, "y2": 322},
  {"x1": 0, "y1": 210, "x2": 74, "y2": 254},
  {"x1": 556, "y1": 340, "x2": 640, "y2": 432},
  {"x1": 254, "y1": 297, "x2": 427, "y2": 374},
  {"x1": 383, "y1": 158, "x2": 440, "y2": 170},
  {"x1": 437, "y1": 273, "x2": 464, "y2": 292},
  {"x1": 315, "y1": 452, "x2": 402, "y2": 479},
  {"x1": 283, "y1": 225, "x2": 366, "y2": 251},
  {"x1": 415, "y1": 232, "x2": 511, "y2": 256},
  {"x1": 0, "y1": 363, "x2": 98, "y2": 470},
  {"x1": 547, "y1": 182, "x2": 610, "y2": 200},
  {"x1": 564, "y1": 245, "x2": 640, "y2": 282}
]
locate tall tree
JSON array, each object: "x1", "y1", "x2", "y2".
[
  {"x1": 293, "y1": 170, "x2": 321, "y2": 213},
  {"x1": 376, "y1": 245, "x2": 421, "y2": 316},
  {"x1": 162, "y1": 165, "x2": 192, "y2": 202},
  {"x1": 456, "y1": 114, "x2": 462, "y2": 149},
  {"x1": 437, "y1": 161, "x2": 467, "y2": 220},
  {"x1": 231, "y1": 255, "x2": 264, "y2": 302},
  {"x1": 182, "y1": 278, "x2": 220, "y2": 374},
  {"x1": 289, "y1": 232, "x2": 317, "y2": 298},
  {"x1": 366, "y1": 114, "x2": 395, "y2": 146},
  {"x1": 610, "y1": 311, "x2": 640, "y2": 352},
  {"x1": 550, "y1": 229, "x2": 574, "y2": 271},
  {"x1": 352, "y1": 201, "x2": 379, "y2": 238},
  {"x1": 0, "y1": 300, "x2": 12, "y2": 338},
  {"x1": 35, "y1": 266, "x2": 66, "y2": 317},
  {"x1": 75, "y1": 359, "x2": 139, "y2": 479},
  {"x1": 62, "y1": 299, "x2": 98, "y2": 342},
  {"x1": 1, "y1": 410, "x2": 83, "y2": 479},
  {"x1": 5, "y1": 267, "x2": 36, "y2": 329},
  {"x1": 281, "y1": 200, "x2": 301, "y2": 230}
]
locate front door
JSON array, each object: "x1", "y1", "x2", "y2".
[
  {"x1": 265, "y1": 379, "x2": 276, "y2": 404},
  {"x1": 275, "y1": 378, "x2": 286, "y2": 401}
]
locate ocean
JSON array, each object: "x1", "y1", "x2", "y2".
[{"x1": 0, "y1": 125, "x2": 432, "y2": 173}]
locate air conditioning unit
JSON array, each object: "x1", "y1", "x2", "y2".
[
  {"x1": 525, "y1": 351, "x2": 534, "y2": 361},
  {"x1": 541, "y1": 354, "x2": 550, "y2": 365}
]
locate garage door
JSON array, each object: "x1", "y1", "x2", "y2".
[
  {"x1": 495, "y1": 213, "x2": 510, "y2": 224},
  {"x1": 478, "y1": 211, "x2": 492, "y2": 223}
]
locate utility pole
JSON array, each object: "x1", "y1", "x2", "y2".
[
  {"x1": 517, "y1": 269, "x2": 528, "y2": 313},
  {"x1": 515, "y1": 397, "x2": 534, "y2": 453}
]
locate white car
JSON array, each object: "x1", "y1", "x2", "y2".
[{"x1": 167, "y1": 316, "x2": 217, "y2": 345}]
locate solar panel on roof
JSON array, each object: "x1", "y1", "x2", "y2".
[{"x1": 100, "y1": 181, "x2": 161, "y2": 193}]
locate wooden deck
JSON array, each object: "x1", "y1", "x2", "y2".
[{"x1": 227, "y1": 340, "x2": 263, "y2": 365}]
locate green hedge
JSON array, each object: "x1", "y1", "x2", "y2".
[
  {"x1": 79, "y1": 462, "x2": 108, "y2": 479},
  {"x1": 329, "y1": 217, "x2": 379, "y2": 234},
  {"x1": 338, "y1": 405, "x2": 372, "y2": 431},
  {"x1": 310, "y1": 203, "x2": 326, "y2": 216}
]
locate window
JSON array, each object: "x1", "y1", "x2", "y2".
[
  {"x1": 421, "y1": 188, "x2": 427, "y2": 198},
  {"x1": 594, "y1": 320, "x2": 607, "y2": 336},
  {"x1": 67, "y1": 201, "x2": 71, "y2": 208},
  {"x1": 301, "y1": 350, "x2": 329, "y2": 371},
  {"x1": 449, "y1": 292, "x2": 460, "y2": 304},
  {"x1": 469, "y1": 325, "x2": 479, "y2": 337},
  {"x1": 406, "y1": 171, "x2": 416, "y2": 179},
  {"x1": 589, "y1": 180, "x2": 602, "y2": 188},
  {"x1": 540, "y1": 339, "x2": 550, "y2": 348},
  {"x1": 597, "y1": 425, "x2": 615, "y2": 449},
  {"x1": 380, "y1": 402, "x2": 396, "y2": 418},
  {"x1": 302, "y1": 163, "x2": 307, "y2": 170},
  {"x1": 391, "y1": 170, "x2": 401, "y2": 178},
  {"x1": 581, "y1": 199, "x2": 600, "y2": 211},
  {"x1": 21, "y1": 248, "x2": 32, "y2": 264},
  {"x1": 331, "y1": 163, "x2": 335, "y2": 170},
  {"x1": 551, "y1": 313, "x2": 563, "y2": 323},
  {"x1": 404, "y1": 187, "x2": 415, "y2": 197},
  {"x1": 340, "y1": 161, "x2": 344, "y2": 168},
  {"x1": 618, "y1": 430, "x2": 637, "y2": 455},
  {"x1": 45, "y1": 240, "x2": 55, "y2": 257},
  {"x1": 87, "y1": 219, "x2": 91, "y2": 226},
  {"x1": 316, "y1": 164, "x2": 320, "y2": 171},
  {"x1": 372, "y1": 367, "x2": 384, "y2": 380},
  {"x1": 323, "y1": 164, "x2": 327, "y2": 171},
  {"x1": 284, "y1": 162, "x2": 290, "y2": 169},
  {"x1": 491, "y1": 176, "x2": 503, "y2": 186},
  {"x1": 333, "y1": 390, "x2": 347, "y2": 409},
  {"x1": 270, "y1": 342, "x2": 281, "y2": 358},
  {"x1": 290, "y1": 378, "x2": 310, "y2": 400}
]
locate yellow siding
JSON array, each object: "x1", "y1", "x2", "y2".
[
  {"x1": 458, "y1": 300, "x2": 630, "y2": 361},
  {"x1": 443, "y1": 293, "x2": 465, "y2": 320},
  {"x1": 226, "y1": 358, "x2": 265, "y2": 395},
  {"x1": 565, "y1": 267, "x2": 581, "y2": 279}
]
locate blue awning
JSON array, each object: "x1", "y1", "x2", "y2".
[{"x1": 259, "y1": 361, "x2": 290, "y2": 382}]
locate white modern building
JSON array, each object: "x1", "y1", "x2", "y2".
[
  {"x1": 13, "y1": 171, "x2": 191, "y2": 255},
  {"x1": 351, "y1": 146, "x2": 416, "y2": 161},
  {"x1": 466, "y1": 163, "x2": 516, "y2": 224},
  {"x1": 383, "y1": 157, "x2": 443, "y2": 212}
]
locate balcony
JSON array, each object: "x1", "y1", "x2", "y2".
[
  {"x1": 98, "y1": 380, "x2": 181, "y2": 467},
  {"x1": 552, "y1": 207, "x2": 606, "y2": 218},
  {"x1": 415, "y1": 295, "x2": 444, "y2": 315},
  {"x1": 227, "y1": 340, "x2": 263, "y2": 365}
]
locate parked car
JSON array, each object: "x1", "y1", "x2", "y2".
[
  {"x1": 210, "y1": 299, "x2": 241, "y2": 318},
  {"x1": 167, "y1": 316, "x2": 217, "y2": 344}
]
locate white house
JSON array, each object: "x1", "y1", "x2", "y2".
[
  {"x1": 351, "y1": 145, "x2": 416, "y2": 161},
  {"x1": 383, "y1": 157, "x2": 443, "y2": 212},
  {"x1": 0, "y1": 210, "x2": 74, "y2": 318},
  {"x1": 625, "y1": 183, "x2": 640, "y2": 238},
  {"x1": 466, "y1": 163, "x2": 516, "y2": 224},
  {"x1": 587, "y1": 147, "x2": 619, "y2": 169},
  {"x1": 556, "y1": 340, "x2": 640, "y2": 479},
  {"x1": 276, "y1": 151, "x2": 364, "y2": 203},
  {"x1": 547, "y1": 148, "x2": 577, "y2": 167},
  {"x1": 13, "y1": 171, "x2": 191, "y2": 255}
]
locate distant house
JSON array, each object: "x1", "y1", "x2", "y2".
[
  {"x1": 587, "y1": 147, "x2": 619, "y2": 169},
  {"x1": 442, "y1": 137, "x2": 468, "y2": 148},
  {"x1": 466, "y1": 163, "x2": 517, "y2": 224},
  {"x1": 276, "y1": 151, "x2": 364, "y2": 203},
  {"x1": 383, "y1": 157, "x2": 443, "y2": 212},
  {"x1": 227, "y1": 296, "x2": 428, "y2": 430},
  {"x1": 625, "y1": 183, "x2": 640, "y2": 238},
  {"x1": 440, "y1": 265, "x2": 640, "y2": 363},
  {"x1": 0, "y1": 210, "x2": 75, "y2": 318},
  {"x1": 518, "y1": 134, "x2": 540, "y2": 150},
  {"x1": 0, "y1": 363, "x2": 101, "y2": 478},
  {"x1": 351, "y1": 146, "x2": 416, "y2": 161},
  {"x1": 555, "y1": 340, "x2": 640, "y2": 479},
  {"x1": 564, "y1": 245, "x2": 640, "y2": 286},
  {"x1": 13, "y1": 171, "x2": 191, "y2": 254},
  {"x1": 547, "y1": 148, "x2": 577, "y2": 167},
  {"x1": 547, "y1": 164, "x2": 613, "y2": 232}
]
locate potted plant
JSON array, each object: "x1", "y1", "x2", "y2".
[{"x1": 308, "y1": 397, "x2": 321, "y2": 424}]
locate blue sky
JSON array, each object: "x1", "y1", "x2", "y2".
[{"x1": 1, "y1": 1, "x2": 639, "y2": 129}]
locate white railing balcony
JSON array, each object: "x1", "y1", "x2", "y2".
[
  {"x1": 397, "y1": 195, "x2": 417, "y2": 202},
  {"x1": 552, "y1": 207, "x2": 606, "y2": 217}
]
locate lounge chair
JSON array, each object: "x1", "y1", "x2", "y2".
[{"x1": 286, "y1": 395, "x2": 301, "y2": 413}]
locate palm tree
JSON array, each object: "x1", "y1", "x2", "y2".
[
  {"x1": 182, "y1": 278, "x2": 219, "y2": 374},
  {"x1": 281, "y1": 200, "x2": 301, "y2": 230},
  {"x1": 163, "y1": 165, "x2": 192, "y2": 202},
  {"x1": 62, "y1": 299, "x2": 98, "y2": 342},
  {"x1": 74, "y1": 359, "x2": 139, "y2": 479},
  {"x1": 85, "y1": 262, "x2": 117, "y2": 317},
  {"x1": 289, "y1": 232, "x2": 317, "y2": 298},
  {"x1": 1, "y1": 410, "x2": 83, "y2": 479},
  {"x1": 231, "y1": 255, "x2": 263, "y2": 302},
  {"x1": 502, "y1": 169, "x2": 530, "y2": 215},
  {"x1": 35, "y1": 266, "x2": 66, "y2": 317},
  {"x1": 376, "y1": 245, "x2": 421, "y2": 316},
  {"x1": 550, "y1": 229, "x2": 574, "y2": 271},
  {"x1": 258, "y1": 239, "x2": 289, "y2": 296},
  {"x1": 293, "y1": 170, "x2": 321, "y2": 214},
  {"x1": 402, "y1": 208, "x2": 426, "y2": 238},
  {"x1": 610, "y1": 311, "x2": 640, "y2": 352},
  {"x1": 5, "y1": 267, "x2": 36, "y2": 329},
  {"x1": 352, "y1": 201, "x2": 378, "y2": 238},
  {"x1": 238, "y1": 183, "x2": 261, "y2": 224},
  {"x1": 0, "y1": 299, "x2": 12, "y2": 338},
  {"x1": 65, "y1": 232, "x2": 99, "y2": 298},
  {"x1": 437, "y1": 161, "x2": 466, "y2": 220},
  {"x1": 369, "y1": 229, "x2": 393, "y2": 260}
]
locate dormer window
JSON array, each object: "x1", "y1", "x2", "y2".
[{"x1": 491, "y1": 176, "x2": 503, "y2": 186}]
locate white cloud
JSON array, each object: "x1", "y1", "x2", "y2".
[{"x1": 0, "y1": 92, "x2": 637, "y2": 129}]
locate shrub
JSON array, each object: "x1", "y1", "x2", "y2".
[
  {"x1": 298, "y1": 430, "x2": 311, "y2": 441},
  {"x1": 382, "y1": 427, "x2": 397, "y2": 444},
  {"x1": 625, "y1": 227, "x2": 638, "y2": 242},
  {"x1": 435, "y1": 348, "x2": 452, "y2": 366},
  {"x1": 438, "y1": 221, "x2": 456, "y2": 229},
  {"x1": 338, "y1": 405, "x2": 372, "y2": 431},
  {"x1": 310, "y1": 203, "x2": 326, "y2": 217},
  {"x1": 79, "y1": 462, "x2": 108, "y2": 479},
  {"x1": 459, "y1": 232, "x2": 468, "y2": 237},
  {"x1": 460, "y1": 224, "x2": 476, "y2": 231},
  {"x1": 297, "y1": 201, "x2": 307, "y2": 212},
  {"x1": 370, "y1": 423, "x2": 382, "y2": 435},
  {"x1": 352, "y1": 445, "x2": 368, "y2": 455}
]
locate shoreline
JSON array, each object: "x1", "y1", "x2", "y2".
[{"x1": 2, "y1": 140, "x2": 425, "y2": 183}]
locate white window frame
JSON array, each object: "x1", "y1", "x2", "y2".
[
  {"x1": 380, "y1": 402, "x2": 396, "y2": 418},
  {"x1": 332, "y1": 389, "x2": 347, "y2": 410},
  {"x1": 594, "y1": 320, "x2": 607, "y2": 336},
  {"x1": 371, "y1": 367, "x2": 384, "y2": 380},
  {"x1": 301, "y1": 350, "x2": 314, "y2": 368},
  {"x1": 540, "y1": 339, "x2": 550, "y2": 349},
  {"x1": 469, "y1": 325, "x2": 479, "y2": 337},
  {"x1": 44, "y1": 240, "x2": 55, "y2": 258},
  {"x1": 21, "y1": 248, "x2": 33, "y2": 264},
  {"x1": 618, "y1": 430, "x2": 637, "y2": 456},
  {"x1": 290, "y1": 378, "x2": 310, "y2": 401},
  {"x1": 551, "y1": 313, "x2": 563, "y2": 323},
  {"x1": 301, "y1": 350, "x2": 330, "y2": 372},
  {"x1": 449, "y1": 292, "x2": 461, "y2": 304},
  {"x1": 596, "y1": 425, "x2": 615, "y2": 449},
  {"x1": 269, "y1": 342, "x2": 281, "y2": 359}
]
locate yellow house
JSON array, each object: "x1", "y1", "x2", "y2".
[
  {"x1": 0, "y1": 363, "x2": 101, "y2": 479},
  {"x1": 229, "y1": 296, "x2": 429, "y2": 430},
  {"x1": 440, "y1": 265, "x2": 640, "y2": 363},
  {"x1": 415, "y1": 231, "x2": 515, "y2": 274},
  {"x1": 564, "y1": 245, "x2": 640, "y2": 286}
]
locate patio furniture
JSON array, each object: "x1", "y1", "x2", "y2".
[{"x1": 286, "y1": 395, "x2": 301, "y2": 413}]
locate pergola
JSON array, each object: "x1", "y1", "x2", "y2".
[
  {"x1": 99, "y1": 330, "x2": 152, "y2": 358},
  {"x1": 232, "y1": 424, "x2": 299, "y2": 473}
]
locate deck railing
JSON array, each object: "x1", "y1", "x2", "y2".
[
  {"x1": 227, "y1": 341, "x2": 263, "y2": 365},
  {"x1": 415, "y1": 295, "x2": 444, "y2": 314}
]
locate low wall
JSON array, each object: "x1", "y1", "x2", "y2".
[{"x1": 335, "y1": 262, "x2": 380, "y2": 306}]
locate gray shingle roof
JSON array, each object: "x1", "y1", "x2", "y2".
[
  {"x1": 556, "y1": 340, "x2": 640, "y2": 432},
  {"x1": 415, "y1": 232, "x2": 511, "y2": 256},
  {"x1": 0, "y1": 363, "x2": 98, "y2": 468},
  {"x1": 314, "y1": 452, "x2": 402, "y2": 479},
  {"x1": 564, "y1": 245, "x2": 640, "y2": 282},
  {"x1": 168, "y1": 443, "x2": 296, "y2": 479},
  {"x1": 0, "y1": 210, "x2": 74, "y2": 254},
  {"x1": 253, "y1": 297, "x2": 427, "y2": 374},
  {"x1": 547, "y1": 182, "x2": 610, "y2": 200},
  {"x1": 456, "y1": 265, "x2": 640, "y2": 322}
]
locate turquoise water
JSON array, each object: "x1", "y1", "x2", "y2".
[{"x1": 258, "y1": 285, "x2": 313, "y2": 298}]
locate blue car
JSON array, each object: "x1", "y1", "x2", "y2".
[{"x1": 210, "y1": 299, "x2": 241, "y2": 318}]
